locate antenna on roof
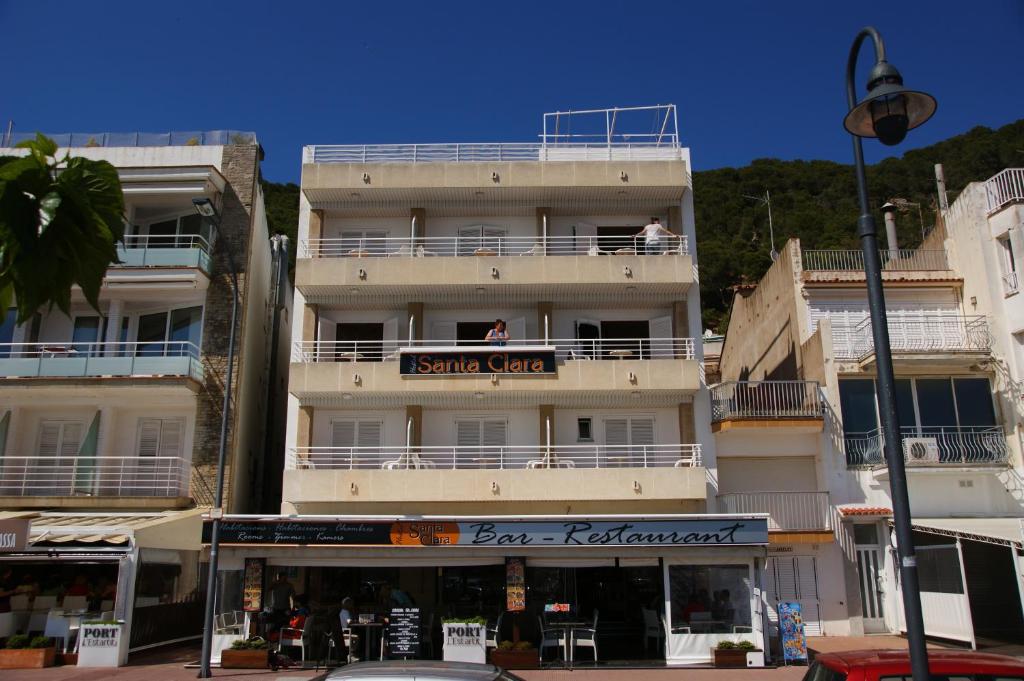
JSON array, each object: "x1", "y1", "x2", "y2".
[{"x1": 743, "y1": 189, "x2": 778, "y2": 261}]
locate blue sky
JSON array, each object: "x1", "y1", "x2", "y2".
[{"x1": 2, "y1": 1, "x2": 1022, "y2": 182}]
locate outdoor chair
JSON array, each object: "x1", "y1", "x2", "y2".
[
  {"x1": 538, "y1": 616, "x2": 566, "y2": 664},
  {"x1": 572, "y1": 609, "x2": 598, "y2": 663},
  {"x1": 485, "y1": 611, "x2": 504, "y2": 649},
  {"x1": 518, "y1": 242, "x2": 545, "y2": 256},
  {"x1": 642, "y1": 608, "x2": 663, "y2": 653}
]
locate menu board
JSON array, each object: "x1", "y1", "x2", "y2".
[
  {"x1": 242, "y1": 558, "x2": 266, "y2": 612},
  {"x1": 506, "y1": 557, "x2": 526, "y2": 612},
  {"x1": 388, "y1": 607, "x2": 421, "y2": 658},
  {"x1": 778, "y1": 601, "x2": 808, "y2": 663}
]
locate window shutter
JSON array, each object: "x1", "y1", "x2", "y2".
[
  {"x1": 356, "y1": 421, "x2": 382, "y2": 449},
  {"x1": 137, "y1": 419, "x2": 162, "y2": 458},
  {"x1": 382, "y1": 317, "x2": 399, "y2": 356},
  {"x1": 38, "y1": 423, "x2": 61, "y2": 458},
  {"x1": 507, "y1": 317, "x2": 526, "y2": 345},
  {"x1": 630, "y1": 418, "x2": 655, "y2": 446},
  {"x1": 604, "y1": 419, "x2": 629, "y2": 446},
  {"x1": 481, "y1": 420, "x2": 508, "y2": 447},
  {"x1": 456, "y1": 420, "x2": 481, "y2": 448},
  {"x1": 432, "y1": 322, "x2": 456, "y2": 343},
  {"x1": 649, "y1": 315, "x2": 674, "y2": 358},
  {"x1": 331, "y1": 421, "x2": 356, "y2": 449},
  {"x1": 60, "y1": 423, "x2": 83, "y2": 459},
  {"x1": 158, "y1": 420, "x2": 184, "y2": 458}
]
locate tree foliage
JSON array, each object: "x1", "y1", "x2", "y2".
[
  {"x1": 262, "y1": 180, "x2": 300, "y2": 279},
  {"x1": 0, "y1": 134, "x2": 125, "y2": 322}
]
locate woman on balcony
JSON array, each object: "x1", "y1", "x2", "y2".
[{"x1": 485, "y1": 320, "x2": 509, "y2": 347}]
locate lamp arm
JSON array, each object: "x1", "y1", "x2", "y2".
[{"x1": 845, "y1": 26, "x2": 886, "y2": 111}]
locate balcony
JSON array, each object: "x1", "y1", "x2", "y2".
[
  {"x1": 844, "y1": 426, "x2": 1009, "y2": 468},
  {"x1": 838, "y1": 315, "x2": 991, "y2": 364},
  {"x1": 289, "y1": 338, "x2": 700, "y2": 407},
  {"x1": 710, "y1": 381, "x2": 823, "y2": 433},
  {"x1": 0, "y1": 455, "x2": 191, "y2": 508},
  {"x1": 116, "y1": 234, "x2": 212, "y2": 272},
  {"x1": 801, "y1": 249, "x2": 955, "y2": 285},
  {"x1": 301, "y1": 234, "x2": 687, "y2": 258},
  {"x1": 985, "y1": 168, "x2": 1024, "y2": 215},
  {"x1": 303, "y1": 142, "x2": 685, "y2": 164},
  {"x1": 717, "y1": 492, "x2": 831, "y2": 532},
  {"x1": 0, "y1": 342, "x2": 204, "y2": 383},
  {"x1": 283, "y1": 444, "x2": 705, "y2": 507}
]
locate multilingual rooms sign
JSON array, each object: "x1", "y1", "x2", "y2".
[
  {"x1": 206, "y1": 518, "x2": 769, "y2": 547},
  {"x1": 399, "y1": 347, "x2": 556, "y2": 376}
]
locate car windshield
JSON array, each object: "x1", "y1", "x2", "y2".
[{"x1": 804, "y1": 662, "x2": 848, "y2": 681}]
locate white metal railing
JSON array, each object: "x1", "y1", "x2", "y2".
[
  {"x1": 2, "y1": 130, "x2": 256, "y2": 149},
  {"x1": 118, "y1": 234, "x2": 213, "y2": 270},
  {"x1": 1003, "y1": 271, "x2": 1020, "y2": 295},
  {"x1": 844, "y1": 426, "x2": 1008, "y2": 467},
  {"x1": 0, "y1": 456, "x2": 190, "y2": 497},
  {"x1": 287, "y1": 444, "x2": 701, "y2": 470},
  {"x1": 840, "y1": 315, "x2": 990, "y2": 359},
  {"x1": 0, "y1": 341, "x2": 203, "y2": 380},
  {"x1": 985, "y1": 168, "x2": 1024, "y2": 214},
  {"x1": 717, "y1": 492, "x2": 831, "y2": 531},
  {"x1": 710, "y1": 381, "x2": 822, "y2": 421},
  {"x1": 292, "y1": 338, "x2": 695, "y2": 363},
  {"x1": 304, "y1": 142, "x2": 684, "y2": 164},
  {"x1": 802, "y1": 249, "x2": 949, "y2": 271},
  {"x1": 122, "y1": 234, "x2": 211, "y2": 251},
  {"x1": 300, "y1": 234, "x2": 688, "y2": 258}
]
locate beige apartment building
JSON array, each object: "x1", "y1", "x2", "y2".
[{"x1": 210, "y1": 106, "x2": 773, "y2": 666}]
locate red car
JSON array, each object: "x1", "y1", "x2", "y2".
[{"x1": 804, "y1": 650, "x2": 1024, "y2": 681}]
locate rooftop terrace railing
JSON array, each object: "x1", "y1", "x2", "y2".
[
  {"x1": 839, "y1": 315, "x2": 990, "y2": 360},
  {"x1": 710, "y1": 381, "x2": 822, "y2": 421},
  {"x1": 985, "y1": 168, "x2": 1024, "y2": 214},
  {"x1": 0, "y1": 341, "x2": 203, "y2": 381},
  {"x1": 844, "y1": 426, "x2": 1008, "y2": 467},
  {"x1": 0, "y1": 455, "x2": 190, "y2": 498},
  {"x1": 287, "y1": 444, "x2": 702, "y2": 470},
  {"x1": 802, "y1": 249, "x2": 949, "y2": 272},
  {"x1": 1, "y1": 130, "x2": 257, "y2": 148},
  {"x1": 303, "y1": 141, "x2": 684, "y2": 164},
  {"x1": 301, "y1": 234, "x2": 688, "y2": 258},
  {"x1": 293, "y1": 337, "x2": 696, "y2": 363}
]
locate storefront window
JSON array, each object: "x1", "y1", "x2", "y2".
[{"x1": 669, "y1": 564, "x2": 751, "y2": 633}]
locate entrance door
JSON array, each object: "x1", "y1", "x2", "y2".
[
  {"x1": 854, "y1": 524, "x2": 887, "y2": 633},
  {"x1": 767, "y1": 556, "x2": 822, "y2": 636}
]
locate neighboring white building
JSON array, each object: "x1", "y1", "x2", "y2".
[{"x1": 0, "y1": 131, "x2": 290, "y2": 661}]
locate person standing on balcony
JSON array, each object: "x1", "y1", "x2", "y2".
[
  {"x1": 485, "y1": 320, "x2": 509, "y2": 347},
  {"x1": 636, "y1": 217, "x2": 676, "y2": 255}
]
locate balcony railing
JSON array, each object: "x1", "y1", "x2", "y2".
[
  {"x1": 844, "y1": 426, "x2": 1008, "y2": 467},
  {"x1": 117, "y1": 234, "x2": 212, "y2": 271},
  {"x1": 802, "y1": 249, "x2": 949, "y2": 272},
  {"x1": 717, "y1": 492, "x2": 831, "y2": 531},
  {"x1": 287, "y1": 444, "x2": 702, "y2": 470},
  {"x1": 0, "y1": 341, "x2": 203, "y2": 381},
  {"x1": 303, "y1": 141, "x2": 684, "y2": 164},
  {"x1": 710, "y1": 381, "x2": 822, "y2": 421},
  {"x1": 0, "y1": 456, "x2": 190, "y2": 497},
  {"x1": 300, "y1": 234, "x2": 688, "y2": 258},
  {"x1": 985, "y1": 168, "x2": 1024, "y2": 214},
  {"x1": 293, "y1": 338, "x2": 695, "y2": 363},
  {"x1": 839, "y1": 315, "x2": 991, "y2": 360},
  {"x1": 1003, "y1": 272, "x2": 1020, "y2": 295},
  {"x1": 2, "y1": 130, "x2": 257, "y2": 149}
]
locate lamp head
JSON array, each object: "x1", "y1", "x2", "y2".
[
  {"x1": 192, "y1": 197, "x2": 218, "y2": 219},
  {"x1": 844, "y1": 60, "x2": 936, "y2": 146}
]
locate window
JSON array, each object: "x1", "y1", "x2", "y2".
[
  {"x1": 340, "y1": 230, "x2": 389, "y2": 255},
  {"x1": 72, "y1": 316, "x2": 103, "y2": 355},
  {"x1": 916, "y1": 546, "x2": 964, "y2": 594},
  {"x1": 604, "y1": 416, "x2": 654, "y2": 464},
  {"x1": 331, "y1": 420, "x2": 382, "y2": 450},
  {"x1": 853, "y1": 524, "x2": 880, "y2": 545},
  {"x1": 137, "y1": 419, "x2": 184, "y2": 458},
  {"x1": 838, "y1": 380, "x2": 878, "y2": 434},
  {"x1": 576, "y1": 418, "x2": 593, "y2": 442},
  {"x1": 0, "y1": 308, "x2": 16, "y2": 358},
  {"x1": 136, "y1": 306, "x2": 203, "y2": 357},
  {"x1": 144, "y1": 214, "x2": 206, "y2": 248},
  {"x1": 668, "y1": 564, "x2": 752, "y2": 631},
  {"x1": 37, "y1": 421, "x2": 83, "y2": 460},
  {"x1": 455, "y1": 418, "x2": 508, "y2": 466},
  {"x1": 998, "y1": 236, "x2": 1018, "y2": 294},
  {"x1": 335, "y1": 322, "x2": 384, "y2": 361},
  {"x1": 457, "y1": 226, "x2": 507, "y2": 256}
]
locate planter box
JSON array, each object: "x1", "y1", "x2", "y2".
[
  {"x1": 443, "y1": 623, "x2": 487, "y2": 664},
  {"x1": 0, "y1": 647, "x2": 57, "y2": 669},
  {"x1": 221, "y1": 649, "x2": 269, "y2": 669},
  {"x1": 490, "y1": 648, "x2": 538, "y2": 670},
  {"x1": 712, "y1": 648, "x2": 762, "y2": 668},
  {"x1": 57, "y1": 652, "x2": 78, "y2": 666}
]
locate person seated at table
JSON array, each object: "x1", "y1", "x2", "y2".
[
  {"x1": 65, "y1": 574, "x2": 91, "y2": 598},
  {"x1": 682, "y1": 593, "x2": 706, "y2": 622},
  {"x1": 282, "y1": 595, "x2": 310, "y2": 640},
  {"x1": 339, "y1": 596, "x2": 357, "y2": 629},
  {"x1": 485, "y1": 320, "x2": 509, "y2": 347}
]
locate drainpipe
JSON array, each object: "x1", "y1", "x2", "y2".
[{"x1": 881, "y1": 202, "x2": 899, "y2": 255}]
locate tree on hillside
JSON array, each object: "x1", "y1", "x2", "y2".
[{"x1": 0, "y1": 134, "x2": 125, "y2": 322}]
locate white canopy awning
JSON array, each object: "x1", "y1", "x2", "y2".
[{"x1": 908, "y1": 517, "x2": 1024, "y2": 550}]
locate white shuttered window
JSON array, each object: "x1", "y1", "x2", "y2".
[
  {"x1": 136, "y1": 419, "x2": 184, "y2": 458},
  {"x1": 37, "y1": 421, "x2": 83, "y2": 460}
]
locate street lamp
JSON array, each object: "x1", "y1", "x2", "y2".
[
  {"x1": 192, "y1": 196, "x2": 240, "y2": 679},
  {"x1": 844, "y1": 27, "x2": 936, "y2": 681}
]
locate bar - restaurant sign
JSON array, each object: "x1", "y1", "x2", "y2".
[
  {"x1": 205, "y1": 518, "x2": 769, "y2": 547},
  {"x1": 0, "y1": 518, "x2": 30, "y2": 552},
  {"x1": 399, "y1": 348, "x2": 556, "y2": 376}
]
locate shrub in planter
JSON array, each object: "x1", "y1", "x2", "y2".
[
  {"x1": 0, "y1": 635, "x2": 56, "y2": 669},
  {"x1": 221, "y1": 638, "x2": 269, "y2": 669},
  {"x1": 712, "y1": 640, "x2": 760, "y2": 668},
  {"x1": 489, "y1": 640, "x2": 538, "y2": 670}
]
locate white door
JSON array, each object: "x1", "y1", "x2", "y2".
[
  {"x1": 431, "y1": 321, "x2": 456, "y2": 345},
  {"x1": 382, "y1": 317, "x2": 398, "y2": 357},
  {"x1": 649, "y1": 314, "x2": 674, "y2": 358},
  {"x1": 36, "y1": 421, "x2": 84, "y2": 495},
  {"x1": 330, "y1": 419, "x2": 383, "y2": 467},
  {"x1": 604, "y1": 416, "x2": 655, "y2": 466},
  {"x1": 856, "y1": 545, "x2": 887, "y2": 633},
  {"x1": 767, "y1": 556, "x2": 822, "y2": 637},
  {"x1": 455, "y1": 418, "x2": 508, "y2": 467}
]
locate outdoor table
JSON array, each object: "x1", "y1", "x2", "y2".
[
  {"x1": 474, "y1": 248, "x2": 497, "y2": 256},
  {"x1": 336, "y1": 352, "x2": 364, "y2": 362},
  {"x1": 347, "y1": 250, "x2": 370, "y2": 257},
  {"x1": 608, "y1": 349, "x2": 634, "y2": 359},
  {"x1": 347, "y1": 621, "x2": 385, "y2": 661},
  {"x1": 543, "y1": 621, "x2": 587, "y2": 669}
]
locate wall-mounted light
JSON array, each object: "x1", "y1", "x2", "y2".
[
  {"x1": 491, "y1": 171, "x2": 499, "y2": 182},
  {"x1": 628, "y1": 371, "x2": 637, "y2": 383},
  {"x1": 358, "y1": 268, "x2": 367, "y2": 279},
  {"x1": 350, "y1": 482, "x2": 358, "y2": 493},
  {"x1": 353, "y1": 374, "x2": 362, "y2": 385},
  {"x1": 491, "y1": 267, "x2": 499, "y2": 278},
  {"x1": 620, "y1": 171, "x2": 628, "y2": 181},
  {"x1": 633, "y1": 480, "x2": 641, "y2": 492},
  {"x1": 192, "y1": 197, "x2": 218, "y2": 218},
  {"x1": 491, "y1": 481, "x2": 499, "y2": 493},
  {"x1": 362, "y1": 172, "x2": 371, "y2": 183},
  {"x1": 623, "y1": 266, "x2": 632, "y2": 277},
  {"x1": 490, "y1": 374, "x2": 498, "y2": 385}
]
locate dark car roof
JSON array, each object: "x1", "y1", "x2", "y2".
[
  {"x1": 322, "y1": 660, "x2": 507, "y2": 681},
  {"x1": 816, "y1": 649, "x2": 1024, "y2": 675}
]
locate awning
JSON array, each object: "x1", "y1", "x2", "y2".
[
  {"x1": 906, "y1": 517, "x2": 1024, "y2": 550},
  {"x1": 0, "y1": 508, "x2": 205, "y2": 551}
]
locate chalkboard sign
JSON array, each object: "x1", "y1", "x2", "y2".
[
  {"x1": 388, "y1": 607, "x2": 421, "y2": 658},
  {"x1": 242, "y1": 558, "x2": 265, "y2": 612}
]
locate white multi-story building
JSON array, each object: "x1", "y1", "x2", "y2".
[
  {"x1": 716, "y1": 168, "x2": 1024, "y2": 650},
  {"x1": 211, "y1": 106, "x2": 774, "y2": 666},
  {"x1": 0, "y1": 131, "x2": 290, "y2": 660}
]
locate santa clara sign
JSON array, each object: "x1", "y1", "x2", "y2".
[{"x1": 400, "y1": 347, "x2": 556, "y2": 376}]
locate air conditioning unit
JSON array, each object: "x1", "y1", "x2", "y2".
[{"x1": 903, "y1": 437, "x2": 940, "y2": 464}]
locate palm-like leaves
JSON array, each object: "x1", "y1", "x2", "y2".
[{"x1": 0, "y1": 134, "x2": 125, "y2": 323}]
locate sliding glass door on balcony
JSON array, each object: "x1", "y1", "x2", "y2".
[{"x1": 839, "y1": 377, "x2": 1005, "y2": 465}]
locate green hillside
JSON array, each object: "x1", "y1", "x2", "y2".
[{"x1": 261, "y1": 119, "x2": 1024, "y2": 330}]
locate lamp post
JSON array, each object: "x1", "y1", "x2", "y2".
[
  {"x1": 193, "y1": 197, "x2": 240, "y2": 679},
  {"x1": 843, "y1": 27, "x2": 936, "y2": 681}
]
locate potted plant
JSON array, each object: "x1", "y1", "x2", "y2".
[
  {"x1": 442, "y1": 616, "x2": 487, "y2": 664},
  {"x1": 489, "y1": 639, "x2": 538, "y2": 670},
  {"x1": 712, "y1": 640, "x2": 761, "y2": 668},
  {"x1": 0, "y1": 635, "x2": 56, "y2": 669},
  {"x1": 221, "y1": 637, "x2": 269, "y2": 669}
]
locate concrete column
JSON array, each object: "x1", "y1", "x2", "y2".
[
  {"x1": 678, "y1": 402, "x2": 695, "y2": 444},
  {"x1": 303, "y1": 304, "x2": 319, "y2": 343},
  {"x1": 536, "y1": 208, "x2": 551, "y2": 253},
  {"x1": 407, "y1": 303, "x2": 424, "y2": 342},
  {"x1": 296, "y1": 406, "x2": 314, "y2": 450},
  {"x1": 672, "y1": 301, "x2": 689, "y2": 358},
  {"x1": 97, "y1": 406, "x2": 116, "y2": 458},
  {"x1": 539, "y1": 405, "x2": 555, "y2": 448},
  {"x1": 406, "y1": 405, "x2": 423, "y2": 448},
  {"x1": 104, "y1": 299, "x2": 124, "y2": 356},
  {"x1": 411, "y1": 208, "x2": 426, "y2": 244},
  {"x1": 667, "y1": 206, "x2": 683, "y2": 236},
  {"x1": 309, "y1": 209, "x2": 324, "y2": 256},
  {"x1": 537, "y1": 302, "x2": 553, "y2": 343}
]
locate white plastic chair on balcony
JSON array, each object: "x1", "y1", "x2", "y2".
[
  {"x1": 518, "y1": 243, "x2": 545, "y2": 257},
  {"x1": 388, "y1": 243, "x2": 414, "y2": 257}
]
